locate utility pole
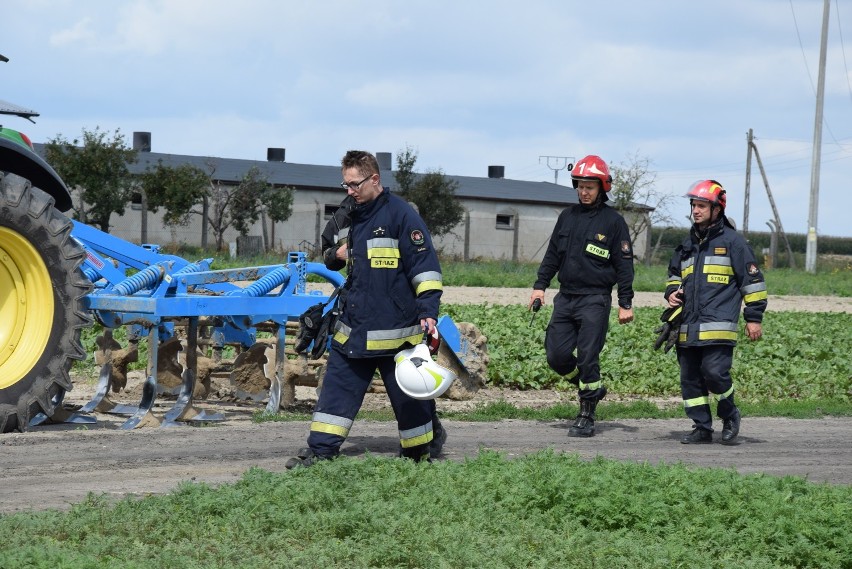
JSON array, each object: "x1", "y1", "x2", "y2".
[
  {"x1": 743, "y1": 128, "x2": 754, "y2": 236},
  {"x1": 539, "y1": 155, "x2": 573, "y2": 185},
  {"x1": 806, "y1": 0, "x2": 830, "y2": 273},
  {"x1": 750, "y1": 138, "x2": 796, "y2": 268}
]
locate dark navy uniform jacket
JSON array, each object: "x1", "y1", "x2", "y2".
[
  {"x1": 534, "y1": 202, "x2": 635, "y2": 309},
  {"x1": 331, "y1": 188, "x2": 442, "y2": 358},
  {"x1": 665, "y1": 216, "x2": 767, "y2": 347}
]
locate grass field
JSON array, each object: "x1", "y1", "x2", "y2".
[{"x1": 5, "y1": 257, "x2": 850, "y2": 568}]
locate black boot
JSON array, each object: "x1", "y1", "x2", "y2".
[
  {"x1": 285, "y1": 447, "x2": 334, "y2": 469},
  {"x1": 680, "y1": 427, "x2": 713, "y2": 444},
  {"x1": 720, "y1": 409, "x2": 741, "y2": 445},
  {"x1": 568, "y1": 399, "x2": 598, "y2": 437}
]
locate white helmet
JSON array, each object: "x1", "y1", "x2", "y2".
[{"x1": 394, "y1": 343, "x2": 456, "y2": 400}]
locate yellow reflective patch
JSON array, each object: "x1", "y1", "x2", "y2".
[
  {"x1": 311, "y1": 421, "x2": 350, "y2": 437},
  {"x1": 401, "y1": 432, "x2": 434, "y2": 448},
  {"x1": 744, "y1": 291, "x2": 768, "y2": 303},
  {"x1": 703, "y1": 265, "x2": 734, "y2": 275},
  {"x1": 699, "y1": 330, "x2": 738, "y2": 341},
  {"x1": 684, "y1": 395, "x2": 710, "y2": 408},
  {"x1": 368, "y1": 247, "x2": 400, "y2": 259},
  {"x1": 585, "y1": 243, "x2": 610, "y2": 259},
  {"x1": 415, "y1": 281, "x2": 442, "y2": 295},
  {"x1": 707, "y1": 274, "x2": 730, "y2": 284},
  {"x1": 370, "y1": 258, "x2": 399, "y2": 269},
  {"x1": 682, "y1": 265, "x2": 694, "y2": 278},
  {"x1": 366, "y1": 332, "x2": 423, "y2": 351}
]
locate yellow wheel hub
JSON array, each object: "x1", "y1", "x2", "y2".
[{"x1": 0, "y1": 227, "x2": 54, "y2": 389}]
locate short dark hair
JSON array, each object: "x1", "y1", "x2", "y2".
[{"x1": 342, "y1": 150, "x2": 379, "y2": 178}]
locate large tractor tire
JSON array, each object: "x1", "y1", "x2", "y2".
[{"x1": 0, "y1": 173, "x2": 91, "y2": 432}]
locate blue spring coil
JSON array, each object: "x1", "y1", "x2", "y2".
[
  {"x1": 82, "y1": 265, "x2": 100, "y2": 283},
  {"x1": 112, "y1": 264, "x2": 164, "y2": 296},
  {"x1": 173, "y1": 258, "x2": 212, "y2": 276},
  {"x1": 230, "y1": 266, "x2": 291, "y2": 297}
]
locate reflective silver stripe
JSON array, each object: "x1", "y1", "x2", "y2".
[
  {"x1": 741, "y1": 282, "x2": 766, "y2": 295},
  {"x1": 312, "y1": 412, "x2": 353, "y2": 430},
  {"x1": 366, "y1": 325, "x2": 423, "y2": 350},
  {"x1": 333, "y1": 228, "x2": 349, "y2": 243},
  {"x1": 412, "y1": 271, "x2": 442, "y2": 290},
  {"x1": 699, "y1": 322, "x2": 738, "y2": 333},
  {"x1": 310, "y1": 412, "x2": 354, "y2": 437},
  {"x1": 680, "y1": 258, "x2": 695, "y2": 272},
  {"x1": 704, "y1": 256, "x2": 731, "y2": 266},
  {"x1": 400, "y1": 420, "x2": 434, "y2": 448},
  {"x1": 366, "y1": 237, "x2": 400, "y2": 259},
  {"x1": 367, "y1": 325, "x2": 423, "y2": 342},
  {"x1": 333, "y1": 320, "x2": 351, "y2": 344},
  {"x1": 698, "y1": 321, "x2": 738, "y2": 341}
]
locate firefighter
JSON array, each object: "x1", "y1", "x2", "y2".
[
  {"x1": 528, "y1": 154, "x2": 635, "y2": 437},
  {"x1": 286, "y1": 150, "x2": 444, "y2": 468},
  {"x1": 665, "y1": 180, "x2": 767, "y2": 445},
  {"x1": 318, "y1": 191, "x2": 447, "y2": 459}
]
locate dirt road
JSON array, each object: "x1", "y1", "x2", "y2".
[
  {"x1": 1, "y1": 413, "x2": 850, "y2": 514},
  {"x1": 1, "y1": 288, "x2": 850, "y2": 514}
]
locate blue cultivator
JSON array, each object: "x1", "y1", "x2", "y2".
[
  {"x1": 40, "y1": 222, "x2": 482, "y2": 430},
  {"x1": 70, "y1": 221, "x2": 346, "y2": 429}
]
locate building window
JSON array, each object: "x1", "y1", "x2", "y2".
[
  {"x1": 496, "y1": 214, "x2": 514, "y2": 230},
  {"x1": 130, "y1": 192, "x2": 143, "y2": 211},
  {"x1": 324, "y1": 204, "x2": 338, "y2": 220}
]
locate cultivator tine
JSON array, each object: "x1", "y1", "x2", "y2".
[
  {"x1": 78, "y1": 361, "x2": 112, "y2": 414},
  {"x1": 163, "y1": 318, "x2": 224, "y2": 426},
  {"x1": 264, "y1": 324, "x2": 288, "y2": 413},
  {"x1": 121, "y1": 327, "x2": 161, "y2": 429},
  {"x1": 29, "y1": 391, "x2": 97, "y2": 427}
]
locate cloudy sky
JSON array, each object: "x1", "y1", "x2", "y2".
[{"x1": 4, "y1": 0, "x2": 851, "y2": 237}]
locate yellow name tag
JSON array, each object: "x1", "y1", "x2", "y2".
[
  {"x1": 371, "y1": 258, "x2": 399, "y2": 269},
  {"x1": 707, "y1": 274, "x2": 729, "y2": 284},
  {"x1": 585, "y1": 243, "x2": 610, "y2": 259}
]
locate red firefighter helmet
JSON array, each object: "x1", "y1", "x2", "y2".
[
  {"x1": 685, "y1": 179, "x2": 726, "y2": 211},
  {"x1": 571, "y1": 155, "x2": 612, "y2": 193}
]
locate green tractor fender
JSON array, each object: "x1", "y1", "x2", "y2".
[{"x1": 0, "y1": 130, "x2": 72, "y2": 212}]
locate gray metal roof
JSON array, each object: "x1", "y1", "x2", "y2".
[
  {"x1": 32, "y1": 146, "x2": 652, "y2": 210},
  {"x1": 129, "y1": 151, "x2": 582, "y2": 207}
]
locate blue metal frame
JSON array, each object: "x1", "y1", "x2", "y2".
[{"x1": 56, "y1": 221, "x2": 469, "y2": 430}]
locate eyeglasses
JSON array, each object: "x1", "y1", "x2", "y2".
[{"x1": 340, "y1": 174, "x2": 373, "y2": 191}]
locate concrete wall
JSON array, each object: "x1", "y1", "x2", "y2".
[{"x1": 108, "y1": 190, "x2": 650, "y2": 262}]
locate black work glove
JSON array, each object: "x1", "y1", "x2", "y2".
[
  {"x1": 294, "y1": 302, "x2": 326, "y2": 354},
  {"x1": 310, "y1": 304, "x2": 340, "y2": 360},
  {"x1": 654, "y1": 305, "x2": 683, "y2": 353}
]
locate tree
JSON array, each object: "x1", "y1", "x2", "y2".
[
  {"x1": 394, "y1": 146, "x2": 464, "y2": 238},
  {"x1": 260, "y1": 184, "x2": 295, "y2": 251},
  {"x1": 203, "y1": 165, "x2": 281, "y2": 251},
  {"x1": 609, "y1": 152, "x2": 676, "y2": 264},
  {"x1": 138, "y1": 162, "x2": 209, "y2": 226},
  {"x1": 43, "y1": 127, "x2": 137, "y2": 231}
]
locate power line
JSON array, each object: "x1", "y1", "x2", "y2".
[{"x1": 833, "y1": 0, "x2": 852, "y2": 104}]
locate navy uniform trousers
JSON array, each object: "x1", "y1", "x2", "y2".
[
  {"x1": 544, "y1": 292, "x2": 610, "y2": 402},
  {"x1": 676, "y1": 344, "x2": 737, "y2": 431},
  {"x1": 307, "y1": 348, "x2": 434, "y2": 460}
]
